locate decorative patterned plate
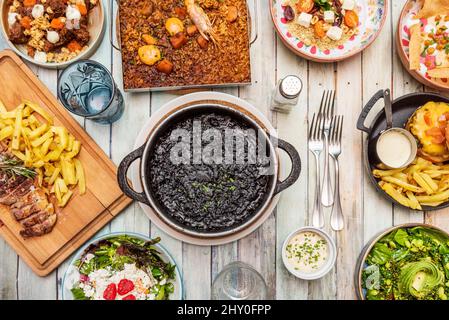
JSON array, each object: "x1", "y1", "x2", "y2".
[
  {"x1": 269, "y1": 0, "x2": 388, "y2": 62},
  {"x1": 396, "y1": 0, "x2": 449, "y2": 91}
]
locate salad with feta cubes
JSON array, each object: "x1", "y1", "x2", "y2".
[
  {"x1": 282, "y1": 0, "x2": 360, "y2": 50},
  {"x1": 69, "y1": 235, "x2": 176, "y2": 300}
]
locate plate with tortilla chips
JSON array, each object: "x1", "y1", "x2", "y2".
[{"x1": 397, "y1": 0, "x2": 449, "y2": 90}]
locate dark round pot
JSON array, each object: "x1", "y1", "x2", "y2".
[{"x1": 117, "y1": 103, "x2": 301, "y2": 238}]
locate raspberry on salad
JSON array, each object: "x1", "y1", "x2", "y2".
[
  {"x1": 103, "y1": 283, "x2": 117, "y2": 300},
  {"x1": 118, "y1": 279, "x2": 135, "y2": 295},
  {"x1": 122, "y1": 294, "x2": 136, "y2": 300}
]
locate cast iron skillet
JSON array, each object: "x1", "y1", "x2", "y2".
[{"x1": 357, "y1": 90, "x2": 449, "y2": 211}]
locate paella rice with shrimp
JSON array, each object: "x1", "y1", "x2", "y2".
[{"x1": 118, "y1": 0, "x2": 251, "y2": 90}]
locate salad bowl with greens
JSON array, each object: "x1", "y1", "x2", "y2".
[
  {"x1": 357, "y1": 224, "x2": 449, "y2": 300},
  {"x1": 62, "y1": 233, "x2": 183, "y2": 300}
]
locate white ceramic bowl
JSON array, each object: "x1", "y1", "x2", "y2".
[
  {"x1": 282, "y1": 227, "x2": 337, "y2": 281},
  {"x1": 61, "y1": 232, "x2": 184, "y2": 300},
  {"x1": 0, "y1": 0, "x2": 105, "y2": 69}
]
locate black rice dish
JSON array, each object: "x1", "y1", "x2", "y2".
[{"x1": 147, "y1": 112, "x2": 271, "y2": 233}]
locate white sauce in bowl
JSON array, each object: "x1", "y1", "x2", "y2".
[
  {"x1": 284, "y1": 231, "x2": 328, "y2": 273},
  {"x1": 376, "y1": 130, "x2": 414, "y2": 168}
]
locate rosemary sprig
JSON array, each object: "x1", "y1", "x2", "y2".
[{"x1": 0, "y1": 157, "x2": 36, "y2": 179}]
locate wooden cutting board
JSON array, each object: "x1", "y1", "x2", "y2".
[{"x1": 0, "y1": 50, "x2": 132, "y2": 276}]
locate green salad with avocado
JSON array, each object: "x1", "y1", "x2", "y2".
[{"x1": 362, "y1": 227, "x2": 449, "y2": 300}]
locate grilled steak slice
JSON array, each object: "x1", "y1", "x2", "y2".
[
  {"x1": 10, "y1": 188, "x2": 48, "y2": 209},
  {"x1": 0, "y1": 179, "x2": 34, "y2": 205},
  {"x1": 12, "y1": 196, "x2": 49, "y2": 220},
  {"x1": 20, "y1": 204, "x2": 55, "y2": 228},
  {"x1": 20, "y1": 214, "x2": 57, "y2": 238},
  {"x1": 0, "y1": 176, "x2": 27, "y2": 197},
  {"x1": 1, "y1": 147, "x2": 58, "y2": 238}
]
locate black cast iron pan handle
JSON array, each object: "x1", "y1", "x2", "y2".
[
  {"x1": 117, "y1": 144, "x2": 150, "y2": 205},
  {"x1": 273, "y1": 137, "x2": 301, "y2": 195},
  {"x1": 357, "y1": 89, "x2": 391, "y2": 133}
]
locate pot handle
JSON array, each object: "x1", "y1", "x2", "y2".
[
  {"x1": 117, "y1": 144, "x2": 150, "y2": 205},
  {"x1": 356, "y1": 89, "x2": 387, "y2": 133},
  {"x1": 274, "y1": 138, "x2": 301, "y2": 195}
]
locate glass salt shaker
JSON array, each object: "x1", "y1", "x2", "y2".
[{"x1": 270, "y1": 75, "x2": 303, "y2": 114}]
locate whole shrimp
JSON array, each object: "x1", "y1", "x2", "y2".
[{"x1": 185, "y1": 0, "x2": 220, "y2": 45}]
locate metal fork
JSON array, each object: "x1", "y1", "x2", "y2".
[
  {"x1": 308, "y1": 113, "x2": 325, "y2": 228},
  {"x1": 329, "y1": 115, "x2": 344, "y2": 231},
  {"x1": 319, "y1": 90, "x2": 336, "y2": 207}
]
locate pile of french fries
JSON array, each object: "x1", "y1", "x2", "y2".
[
  {"x1": 373, "y1": 157, "x2": 449, "y2": 210},
  {"x1": 0, "y1": 100, "x2": 85, "y2": 207}
]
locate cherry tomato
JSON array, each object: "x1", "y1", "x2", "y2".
[
  {"x1": 344, "y1": 10, "x2": 359, "y2": 28},
  {"x1": 295, "y1": 0, "x2": 314, "y2": 13},
  {"x1": 122, "y1": 294, "x2": 136, "y2": 300},
  {"x1": 314, "y1": 20, "x2": 326, "y2": 38}
]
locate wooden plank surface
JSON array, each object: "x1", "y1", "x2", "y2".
[{"x1": 2, "y1": 0, "x2": 449, "y2": 300}]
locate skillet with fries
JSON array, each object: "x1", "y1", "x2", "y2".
[{"x1": 357, "y1": 91, "x2": 449, "y2": 211}]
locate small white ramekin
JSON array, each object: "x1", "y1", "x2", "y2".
[{"x1": 282, "y1": 227, "x2": 337, "y2": 280}]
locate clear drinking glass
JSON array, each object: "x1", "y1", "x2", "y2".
[
  {"x1": 211, "y1": 262, "x2": 267, "y2": 300},
  {"x1": 57, "y1": 60, "x2": 124, "y2": 124}
]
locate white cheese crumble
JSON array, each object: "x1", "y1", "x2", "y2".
[
  {"x1": 324, "y1": 11, "x2": 335, "y2": 24},
  {"x1": 79, "y1": 263, "x2": 158, "y2": 300},
  {"x1": 327, "y1": 26, "x2": 343, "y2": 41},
  {"x1": 298, "y1": 12, "x2": 312, "y2": 28},
  {"x1": 342, "y1": 0, "x2": 355, "y2": 11}
]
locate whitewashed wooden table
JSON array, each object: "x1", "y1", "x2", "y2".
[{"x1": 1, "y1": 0, "x2": 449, "y2": 300}]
